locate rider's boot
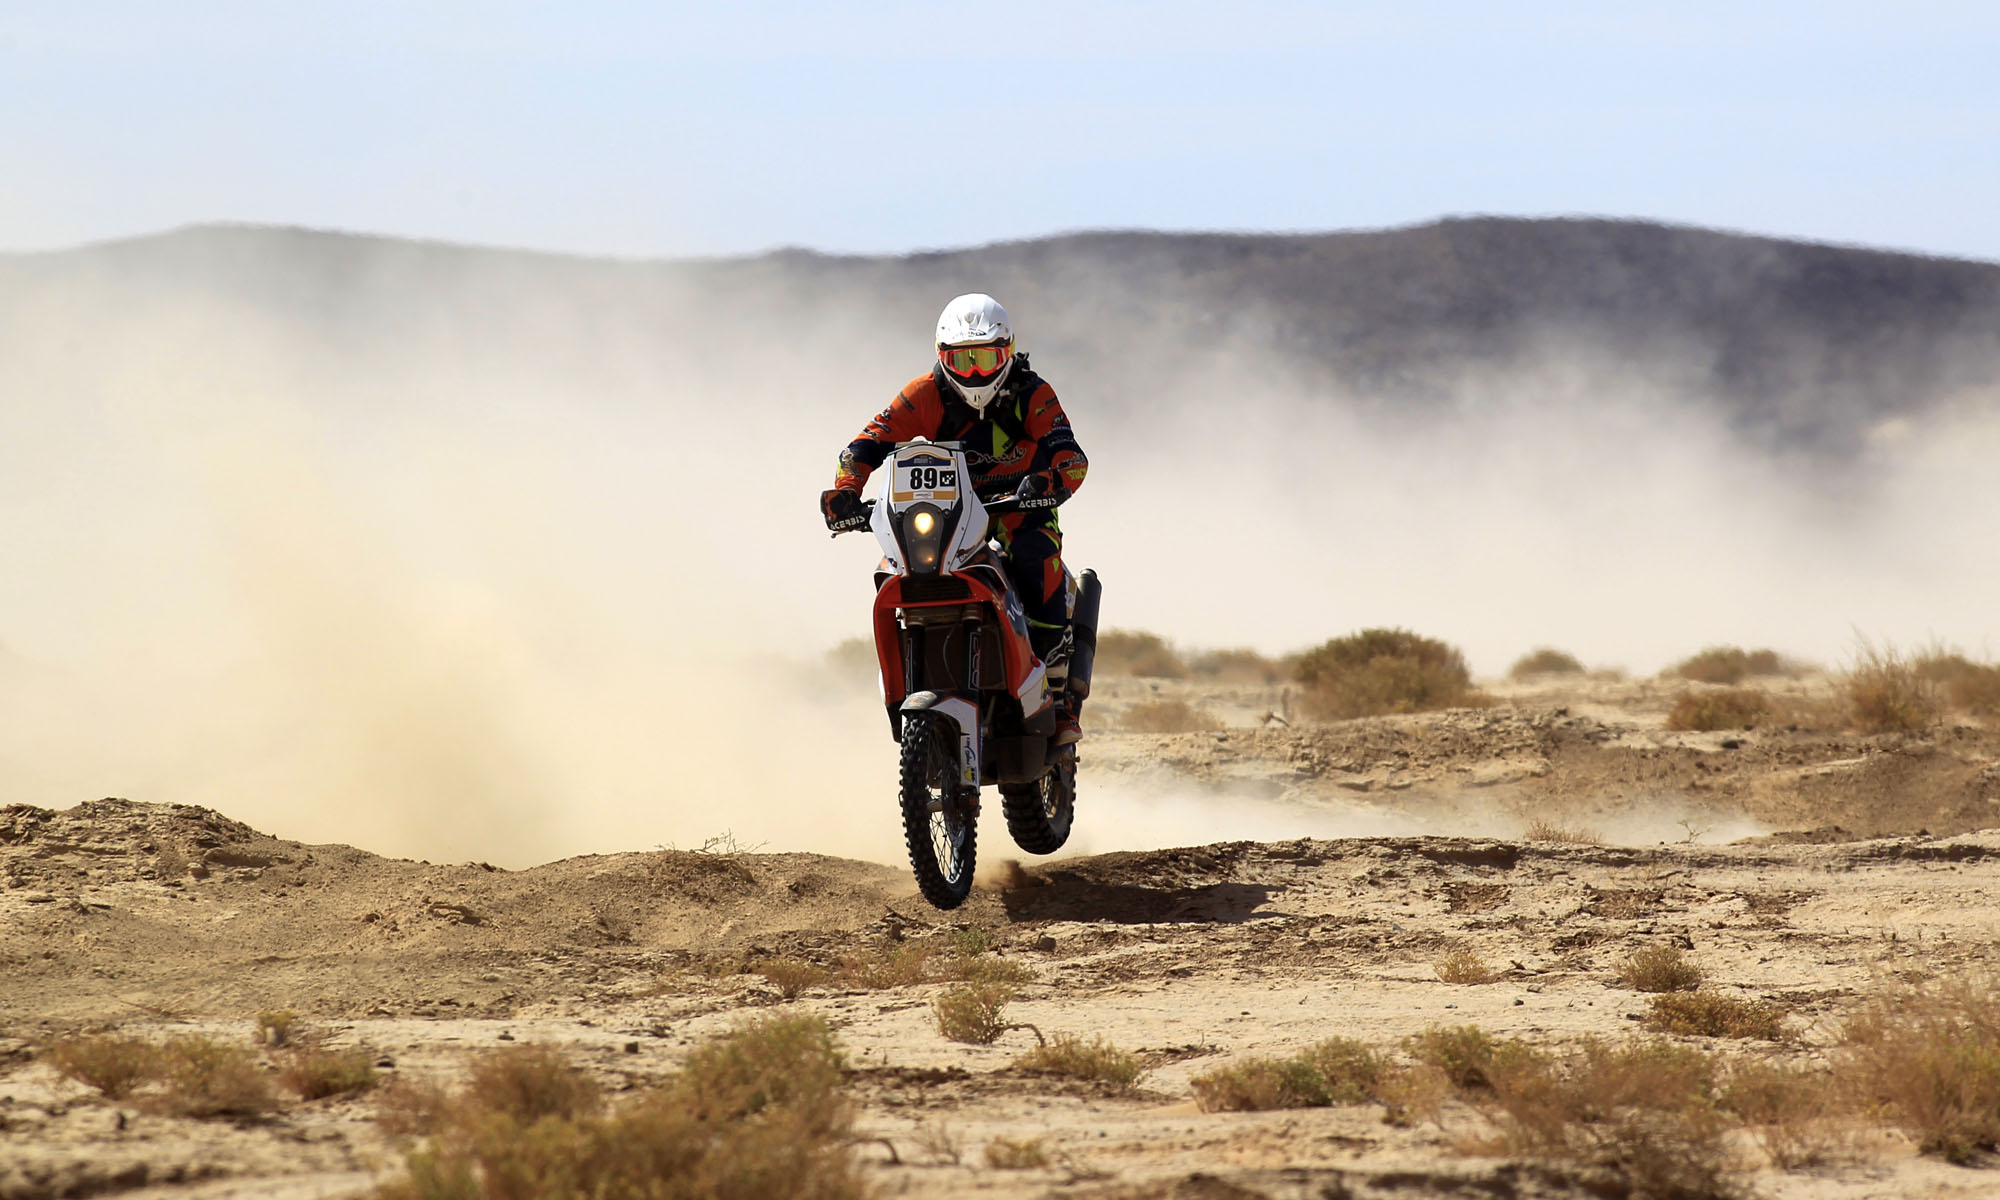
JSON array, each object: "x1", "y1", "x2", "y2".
[{"x1": 1032, "y1": 625, "x2": 1082, "y2": 745}]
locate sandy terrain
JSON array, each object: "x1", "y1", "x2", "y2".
[{"x1": 5, "y1": 674, "x2": 2000, "y2": 1199}]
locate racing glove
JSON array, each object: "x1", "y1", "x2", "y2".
[
  {"x1": 821, "y1": 488, "x2": 868, "y2": 532},
  {"x1": 1013, "y1": 472, "x2": 1063, "y2": 510}
]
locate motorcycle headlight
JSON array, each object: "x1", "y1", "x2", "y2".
[{"x1": 901, "y1": 503, "x2": 948, "y2": 576}]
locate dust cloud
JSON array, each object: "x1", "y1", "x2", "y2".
[{"x1": 0, "y1": 233, "x2": 1994, "y2": 868}]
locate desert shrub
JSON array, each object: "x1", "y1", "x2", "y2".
[
  {"x1": 44, "y1": 1034, "x2": 160, "y2": 1099},
  {"x1": 912, "y1": 1120, "x2": 962, "y2": 1164},
  {"x1": 376, "y1": 1015, "x2": 864, "y2": 1200},
  {"x1": 1294, "y1": 628, "x2": 1484, "y2": 719},
  {"x1": 1186, "y1": 647, "x2": 1286, "y2": 684},
  {"x1": 1617, "y1": 945, "x2": 1704, "y2": 993},
  {"x1": 834, "y1": 943, "x2": 933, "y2": 989},
  {"x1": 1720, "y1": 1060, "x2": 1845, "y2": 1168},
  {"x1": 984, "y1": 1136, "x2": 1050, "y2": 1168},
  {"x1": 1672, "y1": 646, "x2": 1787, "y2": 685},
  {"x1": 280, "y1": 1042, "x2": 379, "y2": 1100},
  {"x1": 1665, "y1": 687, "x2": 1771, "y2": 732},
  {"x1": 1477, "y1": 1037, "x2": 1733, "y2": 1200},
  {"x1": 1915, "y1": 649, "x2": 2000, "y2": 716},
  {"x1": 752, "y1": 957, "x2": 829, "y2": 1000},
  {"x1": 256, "y1": 1010, "x2": 299, "y2": 1047},
  {"x1": 933, "y1": 982, "x2": 1015, "y2": 1044},
  {"x1": 374, "y1": 1075, "x2": 453, "y2": 1137},
  {"x1": 465, "y1": 1044, "x2": 602, "y2": 1123},
  {"x1": 155, "y1": 1035, "x2": 279, "y2": 1117},
  {"x1": 1845, "y1": 642, "x2": 1939, "y2": 734},
  {"x1": 1521, "y1": 820, "x2": 1602, "y2": 844},
  {"x1": 1013, "y1": 1033, "x2": 1145, "y2": 1092},
  {"x1": 1117, "y1": 698, "x2": 1221, "y2": 733},
  {"x1": 1403, "y1": 1025, "x2": 1541, "y2": 1093},
  {"x1": 1643, "y1": 993, "x2": 1788, "y2": 1040},
  {"x1": 1094, "y1": 630, "x2": 1186, "y2": 678},
  {"x1": 1191, "y1": 1037, "x2": 1387, "y2": 1112},
  {"x1": 1434, "y1": 950, "x2": 1496, "y2": 985},
  {"x1": 1509, "y1": 648, "x2": 1584, "y2": 679},
  {"x1": 1838, "y1": 974, "x2": 2000, "y2": 1163}
]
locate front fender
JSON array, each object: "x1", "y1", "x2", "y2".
[{"x1": 900, "y1": 692, "x2": 981, "y2": 790}]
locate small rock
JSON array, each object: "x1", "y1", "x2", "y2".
[
  {"x1": 497, "y1": 1031, "x2": 514, "y2": 1041},
  {"x1": 624, "y1": 1042, "x2": 640, "y2": 1055}
]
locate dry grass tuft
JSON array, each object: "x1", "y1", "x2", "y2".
[
  {"x1": 1403, "y1": 1025, "x2": 1541, "y2": 1093},
  {"x1": 1294, "y1": 628, "x2": 1487, "y2": 719},
  {"x1": 1522, "y1": 820, "x2": 1602, "y2": 845},
  {"x1": 279, "y1": 1041, "x2": 379, "y2": 1100},
  {"x1": 1191, "y1": 1037, "x2": 1388, "y2": 1112},
  {"x1": 375, "y1": 1014, "x2": 864, "y2": 1200},
  {"x1": 1476, "y1": 1037, "x2": 1735, "y2": 1199},
  {"x1": 1434, "y1": 950, "x2": 1497, "y2": 985},
  {"x1": 1618, "y1": 945, "x2": 1704, "y2": 993},
  {"x1": 1838, "y1": 974, "x2": 2000, "y2": 1163},
  {"x1": 44, "y1": 1034, "x2": 160, "y2": 1100},
  {"x1": 752, "y1": 956, "x2": 830, "y2": 999},
  {"x1": 834, "y1": 943, "x2": 934, "y2": 989},
  {"x1": 1509, "y1": 648, "x2": 1584, "y2": 679},
  {"x1": 154, "y1": 1035, "x2": 280, "y2": 1117},
  {"x1": 1666, "y1": 687, "x2": 1771, "y2": 732},
  {"x1": 984, "y1": 1136, "x2": 1051, "y2": 1169},
  {"x1": 1721, "y1": 1060, "x2": 1846, "y2": 1168},
  {"x1": 911, "y1": 1120, "x2": 962, "y2": 1165},
  {"x1": 1914, "y1": 648, "x2": 2000, "y2": 716},
  {"x1": 933, "y1": 982, "x2": 1016, "y2": 1045},
  {"x1": 464, "y1": 1043, "x2": 603, "y2": 1123},
  {"x1": 1672, "y1": 646, "x2": 1787, "y2": 685},
  {"x1": 1845, "y1": 641, "x2": 1939, "y2": 734},
  {"x1": 1013, "y1": 1033, "x2": 1145, "y2": 1092},
  {"x1": 373, "y1": 1075, "x2": 453, "y2": 1137},
  {"x1": 1094, "y1": 630, "x2": 1187, "y2": 678},
  {"x1": 1643, "y1": 993, "x2": 1788, "y2": 1040},
  {"x1": 1187, "y1": 647, "x2": 1286, "y2": 684},
  {"x1": 255, "y1": 1010, "x2": 299, "y2": 1047},
  {"x1": 1117, "y1": 698, "x2": 1222, "y2": 733}
]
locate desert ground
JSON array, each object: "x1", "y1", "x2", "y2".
[{"x1": 6, "y1": 669, "x2": 2000, "y2": 1199}]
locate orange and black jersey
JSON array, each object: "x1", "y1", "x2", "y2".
[{"x1": 832, "y1": 356, "x2": 1088, "y2": 503}]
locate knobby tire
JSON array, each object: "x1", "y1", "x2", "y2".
[
  {"x1": 900, "y1": 711, "x2": 976, "y2": 909},
  {"x1": 1000, "y1": 745, "x2": 1075, "y2": 854}
]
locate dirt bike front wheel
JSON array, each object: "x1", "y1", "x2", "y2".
[
  {"x1": 1000, "y1": 744, "x2": 1075, "y2": 854},
  {"x1": 899, "y1": 711, "x2": 977, "y2": 909}
]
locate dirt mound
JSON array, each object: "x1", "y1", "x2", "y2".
[{"x1": 0, "y1": 799, "x2": 908, "y2": 1025}]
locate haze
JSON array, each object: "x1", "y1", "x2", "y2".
[{"x1": 2, "y1": 3, "x2": 1997, "y2": 869}]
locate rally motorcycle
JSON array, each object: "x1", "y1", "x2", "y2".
[{"x1": 835, "y1": 439, "x2": 1102, "y2": 909}]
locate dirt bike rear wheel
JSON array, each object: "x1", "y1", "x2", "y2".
[
  {"x1": 1000, "y1": 745, "x2": 1075, "y2": 854},
  {"x1": 899, "y1": 711, "x2": 977, "y2": 909}
]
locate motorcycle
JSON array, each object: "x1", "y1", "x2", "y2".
[{"x1": 834, "y1": 439, "x2": 1102, "y2": 909}]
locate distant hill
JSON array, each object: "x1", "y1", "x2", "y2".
[{"x1": 4, "y1": 218, "x2": 1998, "y2": 456}]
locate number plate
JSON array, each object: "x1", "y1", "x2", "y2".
[{"x1": 892, "y1": 455, "x2": 959, "y2": 502}]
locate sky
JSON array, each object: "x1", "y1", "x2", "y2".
[{"x1": 3, "y1": 1, "x2": 1999, "y2": 260}]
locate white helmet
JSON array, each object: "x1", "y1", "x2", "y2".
[{"x1": 934, "y1": 293, "x2": 1016, "y2": 413}]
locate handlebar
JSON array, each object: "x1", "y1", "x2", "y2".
[{"x1": 831, "y1": 483, "x2": 1046, "y2": 537}]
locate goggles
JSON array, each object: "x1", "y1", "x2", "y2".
[{"x1": 939, "y1": 342, "x2": 1012, "y2": 378}]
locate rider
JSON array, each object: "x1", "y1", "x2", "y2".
[{"x1": 822, "y1": 293, "x2": 1089, "y2": 744}]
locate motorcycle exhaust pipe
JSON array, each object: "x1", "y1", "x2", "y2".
[{"x1": 1068, "y1": 569, "x2": 1102, "y2": 700}]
